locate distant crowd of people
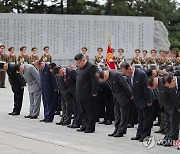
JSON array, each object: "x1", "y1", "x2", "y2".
[{"x1": 0, "y1": 44, "x2": 179, "y2": 147}]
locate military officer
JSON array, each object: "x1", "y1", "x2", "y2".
[
  {"x1": 175, "y1": 51, "x2": 180, "y2": 66},
  {"x1": 82, "y1": 47, "x2": 89, "y2": 61},
  {"x1": 94, "y1": 47, "x2": 106, "y2": 70},
  {"x1": 141, "y1": 50, "x2": 148, "y2": 68},
  {"x1": 131, "y1": 49, "x2": 142, "y2": 68},
  {"x1": 148, "y1": 49, "x2": 158, "y2": 70},
  {"x1": 157, "y1": 50, "x2": 167, "y2": 70},
  {"x1": 40, "y1": 46, "x2": 52, "y2": 64},
  {"x1": 30, "y1": 47, "x2": 39, "y2": 65},
  {"x1": 17, "y1": 46, "x2": 30, "y2": 64},
  {"x1": 115, "y1": 49, "x2": 126, "y2": 70},
  {"x1": 7, "y1": 47, "x2": 17, "y2": 64}
]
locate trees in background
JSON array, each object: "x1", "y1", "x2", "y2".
[{"x1": 0, "y1": 0, "x2": 179, "y2": 50}]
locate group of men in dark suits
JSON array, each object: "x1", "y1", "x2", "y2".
[{"x1": 0, "y1": 52, "x2": 179, "y2": 146}]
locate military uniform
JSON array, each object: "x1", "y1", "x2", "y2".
[
  {"x1": 157, "y1": 57, "x2": 165, "y2": 70},
  {"x1": 175, "y1": 57, "x2": 180, "y2": 66},
  {"x1": 40, "y1": 53, "x2": 52, "y2": 64},
  {"x1": 140, "y1": 56, "x2": 148, "y2": 69},
  {"x1": 115, "y1": 55, "x2": 126, "y2": 69},
  {"x1": 94, "y1": 54, "x2": 106, "y2": 70},
  {"x1": 165, "y1": 57, "x2": 175, "y2": 68},
  {"x1": 131, "y1": 56, "x2": 142, "y2": 68},
  {"x1": 0, "y1": 52, "x2": 8, "y2": 87},
  {"x1": 147, "y1": 57, "x2": 158, "y2": 70},
  {"x1": 7, "y1": 53, "x2": 17, "y2": 64},
  {"x1": 30, "y1": 54, "x2": 39, "y2": 65},
  {"x1": 17, "y1": 53, "x2": 30, "y2": 64}
]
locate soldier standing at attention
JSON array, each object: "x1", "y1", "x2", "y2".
[
  {"x1": 7, "y1": 47, "x2": 17, "y2": 64},
  {"x1": 131, "y1": 49, "x2": 142, "y2": 68},
  {"x1": 0, "y1": 45, "x2": 8, "y2": 88},
  {"x1": 18, "y1": 46, "x2": 30, "y2": 64},
  {"x1": 30, "y1": 47, "x2": 39, "y2": 65},
  {"x1": 115, "y1": 49, "x2": 126, "y2": 70},
  {"x1": 148, "y1": 49, "x2": 158, "y2": 70},
  {"x1": 94, "y1": 47, "x2": 106, "y2": 70},
  {"x1": 158, "y1": 50, "x2": 167, "y2": 70},
  {"x1": 141, "y1": 50, "x2": 148, "y2": 69},
  {"x1": 40, "y1": 46, "x2": 52, "y2": 64},
  {"x1": 81, "y1": 47, "x2": 89, "y2": 61}
]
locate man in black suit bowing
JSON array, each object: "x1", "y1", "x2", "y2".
[
  {"x1": 74, "y1": 53, "x2": 98, "y2": 133},
  {"x1": 97, "y1": 69, "x2": 133, "y2": 137},
  {"x1": 120, "y1": 62, "x2": 153, "y2": 142},
  {"x1": 0, "y1": 62, "x2": 26, "y2": 115},
  {"x1": 53, "y1": 65, "x2": 81, "y2": 128},
  {"x1": 147, "y1": 76, "x2": 180, "y2": 146}
]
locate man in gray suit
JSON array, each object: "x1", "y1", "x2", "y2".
[
  {"x1": 19, "y1": 64, "x2": 41, "y2": 119},
  {"x1": 97, "y1": 70, "x2": 133, "y2": 137}
]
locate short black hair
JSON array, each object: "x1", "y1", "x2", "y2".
[
  {"x1": 174, "y1": 70, "x2": 180, "y2": 76},
  {"x1": 146, "y1": 77, "x2": 154, "y2": 87},
  {"x1": 0, "y1": 62, "x2": 5, "y2": 69},
  {"x1": 53, "y1": 65, "x2": 61, "y2": 75},
  {"x1": 49, "y1": 63, "x2": 57, "y2": 70},
  {"x1": 145, "y1": 69, "x2": 153, "y2": 77},
  {"x1": 120, "y1": 62, "x2": 131, "y2": 70},
  {"x1": 162, "y1": 75, "x2": 173, "y2": 84},
  {"x1": 74, "y1": 53, "x2": 84, "y2": 60},
  {"x1": 97, "y1": 71, "x2": 105, "y2": 79}
]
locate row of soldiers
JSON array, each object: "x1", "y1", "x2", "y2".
[
  {"x1": 0, "y1": 45, "x2": 52, "y2": 65},
  {"x1": 0, "y1": 45, "x2": 52, "y2": 88},
  {"x1": 94, "y1": 48, "x2": 180, "y2": 70}
]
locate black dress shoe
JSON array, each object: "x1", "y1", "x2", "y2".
[
  {"x1": 67, "y1": 125, "x2": 80, "y2": 128},
  {"x1": 40, "y1": 119, "x2": 46, "y2": 122},
  {"x1": 108, "y1": 130, "x2": 117, "y2": 136},
  {"x1": 54, "y1": 111, "x2": 60, "y2": 115},
  {"x1": 153, "y1": 122, "x2": 159, "y2": 126},
  {"x1": 56, "y1": 122, "x2": 63, "y2": 125},
  {"x1": 113, "y1": 133, "x2": 123, "y2": 137},
  {"x1": 127, "y1": 124, "x2": 134, "y2": 128},
  {"x1": 84, "y1": 130, "x2": 95, "y2": 133},
  {"x1": 99, "y1": 120, "x2": 107, "y2": 124},
  {"x1": 105, "y1": 120, "x2": 112, "y2": 125},
  {"x1": 76, "y1": 127, "x2": 86, "y2": 132},
  {"x1": 154, "y1": 129, "x2": 164, "y2": 133},
  {"x1": 45, "y1": 120, "x2": 53, "y2": 123},
  {"x1": 9, "y1": 112, "x2": 15, "y2": 115},
  {"x1": 139, "y1": 138, "x2": 144, "y2": 142},
  {"x1": 131, "y1": 136, "x2": 141, "y2": 140},
  {"x1": 11, "y1": 112, "x2": 20, "y2": 116},
  {"x1": 30, "y1": 116, "x2": 38, "y2": 119},
  {"x1": 24, "y1": 115, "x2": 31, "y2": 118}
]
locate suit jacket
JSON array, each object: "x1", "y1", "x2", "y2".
[
  {"x1": 39, "y1": 64, "x2": 57, "y2": 95},
  {"x1": 132, "y1": 68, "x2": 152, "y2": 109},
  {"x1": 76, "y1": 61, "x2": 98, "y2": 102},
  {"x1": 24, "y1": 64, "x2": 41, "y2": 93},
  {"x1": 177, "y1": 77, "x2": 180, "y2": 95},
  {"x1": 158, "y1": 78, "x2": 180, "y2": 114},
  {"x1": 109, "y1": 70, "x2": 132, "y2": 106},
  {"x1": 58, "y1": 68, "x2": 77, "y2": 96},
  {"x1": 7, "y1": 64, "x2": 26, "y2": 88}
]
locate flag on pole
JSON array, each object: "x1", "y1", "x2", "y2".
[{"x1": 106, "y1": 34, "x2": 116, "y2": 69}]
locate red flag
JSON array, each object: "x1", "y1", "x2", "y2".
[{"x1": 106, "y1": 44, "x2": 116, "y2": 70}]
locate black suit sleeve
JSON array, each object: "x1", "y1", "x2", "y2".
[
  {"x1": 141, "y1": 72, "x2": 152, "y2": 103},
  {"x1": 71, "y1": 70, "x2": 77, "y2": 82},
  {"x1": 89, "y1": 65, "x2": 98, "y2": 95},
  {"x1": 115, "y1": 73, "x2": 132, "y2": 98},
  {"x1": 15, "y1": 73, "x2": 26, "y2": 87},
  {"x1": 169, "y1": 88, "x2": 180, "y2": 110}
]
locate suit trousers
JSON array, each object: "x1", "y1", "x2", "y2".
[
  {"x1": 164, "y1": 108, "x2": 180, "y2": 140},
  {"x1": 80, "y1": 96, "x2": 98, "y2": 132},
  {"x1": 114, "y1": 99, "x2": 130, "y2": 134},
  {"x1": 136, "y1": 105, "x2": 154, "y2": 139},
  {"x1": 11, "y1": 85, "x2": 24, "y2": 114},
  {"x1": 72, "y1": 97, "x2": 82, "y2": 126},
  {"x1": 60, "y1": 92, "x2": 73, "y2": 125},
  {"x1": 29, "y1": 89, "x2": 41, "y2": 117},
  {"x1": 0, "y1": 71, "x2": 6, "y2": 87},
  {"x1": 42, "y1": 90, "x2": 56, "y2": 121}
]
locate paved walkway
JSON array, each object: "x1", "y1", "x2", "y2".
[{"x1": 0, "y1": 80, "x2": 179, "y2": 154}]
